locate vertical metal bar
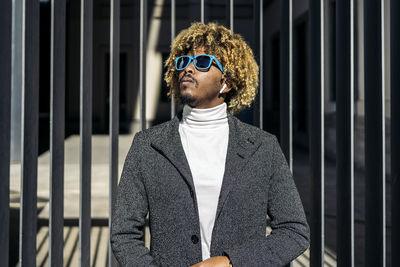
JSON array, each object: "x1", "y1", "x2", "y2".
[
  {"x1": 201, "y1": 0, "x2": 204, "y2": 23},
  {"x1": 109, "y1": 0, "x2": 120, "y2": 266},
  {"x1": 309, "y1": 0, "x2": 324, "y2": 266},
  {"x1": 381, "y1": 1, "x2": 386, "y2": 264},
  {"x1": 171, "y1": 0, "x2": 176, "y2": 119},
  {"x1": 0, "y1": 0, "x2": 12, "y2": 265},
  {"x1": 280, "y1": 0, "x2": 293, "y2": 171},
  {"x1": 20, "y1": 0, "x2": 40, "y2": 265},
  {"x1": 391, "y1": 0, "x2": 400, "y2": 266},
  {"x1": 364, "y1": 0, "x2": 385, "y2": 266},
  {"x1": 11, "y1": 0, "x2": 23, "y2": 164},
  {"x1": 336, "y1": 0, "x2": 355, "y2": 266},
  {"x1": 140, "y1": 0, "x2": 147, "y2": 130},
  {"x1": 226, "y1": 0, "x2": 234, "y2": 31},
  {"x1": 252, "y1": 0, "x2": 260, "y2": 127},
  {"x1": 49, "y1": 0, "x2": 66, "y2": 266},
  {"x1": 79, "y1": 0, "x2": 93, "y2": 266},
  {"x1": 230, "y1": 0, "x2": 234, "y2": 31},
  {"x1": 259, "y1": 0, "x2": 263, "y2": 130}
]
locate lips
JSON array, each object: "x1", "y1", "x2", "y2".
[
  {"x1": 179, "y1": 76, "x2": 197, "y2": 90},
  {"x1": 180, "y1": 77, "x2": 194, "y2": 83}
]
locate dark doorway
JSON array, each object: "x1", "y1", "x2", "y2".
[
  {"x1": 264, "y1": 33, "x2": 281, "y2": 139},
  {"x1": 293, "y1": 16, "x2": 309, "y2": 148}
]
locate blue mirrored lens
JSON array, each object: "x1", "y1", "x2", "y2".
[
  {"x1": 176, "y1": 56, "x2": 190, "y2": 69},
  {"x1": 195, "y1": 55, "x2": 212, "y2": 69}
]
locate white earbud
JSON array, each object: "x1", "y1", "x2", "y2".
[{"x1": 219, "y1": 84, "x2": 227, "y2": 94}]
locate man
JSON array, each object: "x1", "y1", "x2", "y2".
[{"x1": 111, "y1": 22, "x2": 309, "y2": 267}]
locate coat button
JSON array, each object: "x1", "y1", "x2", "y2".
[{"x1": 191, "y1": 235, "x2": 199, "y2": 244}]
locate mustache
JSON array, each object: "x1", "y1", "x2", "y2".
[{"x1": 179, "y1": 75, "x2": 197, "y2": 85}]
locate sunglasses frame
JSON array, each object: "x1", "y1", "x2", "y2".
[{"x1": 175, "y1": 54, "x2": 224, "y2": 73}]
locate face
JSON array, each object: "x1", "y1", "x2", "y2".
[{"x1": 178, "y1": 47, "x2": 230, "y2": 109}]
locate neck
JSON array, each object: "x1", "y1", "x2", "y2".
[{"x1": 181, "y1": 102, "x2": 228, "y2": 128}]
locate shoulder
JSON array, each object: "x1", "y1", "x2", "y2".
[
  {"x1": 229, "y1": 114, "x2": 278, "y2": 145},
  {"x1": 125, "y1": 119, "x2": 177, "y2": 163},
  {"x1": 230, "y1": 115, "x2": 289, "y2": 173},
  {"x1": 131, "y1": 118, "x2": 177, "y2": 143},
  {"x1": 230, "y1": 116, "x2": 290, "y2": 172}
]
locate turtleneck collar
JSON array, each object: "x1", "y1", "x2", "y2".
[{"x1": 181, "y1": 102, "x2": 228, "y2": 128}]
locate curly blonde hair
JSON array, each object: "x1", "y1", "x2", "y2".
[{"x1": 164, "y1": 22, "x2": 259, "y2": 114}]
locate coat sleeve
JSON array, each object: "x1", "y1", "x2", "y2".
[
  {"x1": 223, "y1": 136, "x2": 310, "y2": 267},
  {"x1": 111, "y1": 133, "x2": 159, "y2": 267}
]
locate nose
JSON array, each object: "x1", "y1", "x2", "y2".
[{"x1": 184, "y1": 60, "x2": 196, "y2": 74}]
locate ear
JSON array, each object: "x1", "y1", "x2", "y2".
[{"x1": 221, "y1": 78, "x2": 233, "y2": 94}]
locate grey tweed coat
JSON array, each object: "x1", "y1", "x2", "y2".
[{"x1": 111, "y1": 113, "x2": 309, "y2": 267}]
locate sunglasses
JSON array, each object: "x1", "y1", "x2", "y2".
[{"x1": 175, "y1": 54, "x2": 224, "y2": 73}]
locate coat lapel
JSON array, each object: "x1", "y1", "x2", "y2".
[
  {"x1": 215, "y1": 114, "x2": 262, "y2": 219},
  {"x1": 150, "y1": 114, "x2": 196, "y2": 192},
  {"x1": 150, "y1": 112, "x2": 261, "y2": 219}
]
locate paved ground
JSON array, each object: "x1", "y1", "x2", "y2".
[
  {"x1": 10, "y1": 133, "x2": 135, "y2": 219},
  {"x1": 36, "y1": 226, "x2": 110, "y2": 267}
]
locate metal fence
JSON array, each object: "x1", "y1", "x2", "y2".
[{"x1": 0, "y1": 0, "x2": 399, "y2": 266}]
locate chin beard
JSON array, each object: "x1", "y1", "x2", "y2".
[{"x1": 180, "y1": 94, "x2": 197, "y2": 107}]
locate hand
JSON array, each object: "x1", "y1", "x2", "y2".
[{"x1": 191, "y1": 256, "x2": 231, "y2": 267}]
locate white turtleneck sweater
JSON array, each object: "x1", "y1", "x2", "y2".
[{"x1": 178, "y1": 102, "x2": 229, "y2": 261}]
